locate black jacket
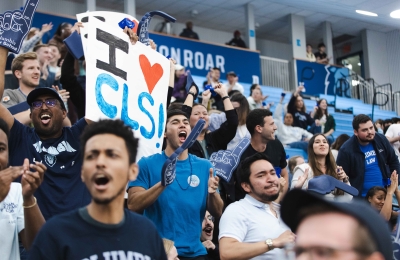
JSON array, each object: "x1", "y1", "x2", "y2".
[
  {"x1": 336, "y1": 133, "x2": 400, "y2": 195},
  {"x1": 182, "y1": 105, "x2": 238, "y2": 158}
]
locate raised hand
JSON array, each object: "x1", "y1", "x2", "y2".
[
  {"x1": 70, "y1": 22, "x2": 84, "y2": 35},
  {"x1": 295, "y1": 168, "x2": 310, "y2": 189},
  {"x1": 52, "y1": 85, "x2": 70, "y2": 102},
  {"x1": 0, "y1": 0, "x2": 39, "y2": 53},
  {"x1": 123, "y1": 26, "x2": 138, "y2": 45},
  {"x1": 41, "y1": 22, "x2": 53, "y2": 33},
  {"x1": 149, "y1": 39, "x2": 157, "y2": 50},
  {"x1": 21, "y1": 159, "x2": 46, "y2": 200},
  {"x1": 210, "y1": 138, "x2": 251, "y2": 182},
  {"x1": 388, "y1": 170, "x2": 398, "y2": 195},
  {"x1": 0, "y1": 165, "x2": 24, "y2": 202},
  {"x1": 208, "y1": 168, "x2": 219, "y2": 194},
  {"x1": 213, "y1": 83, "x2": 228, "y2": 97}
]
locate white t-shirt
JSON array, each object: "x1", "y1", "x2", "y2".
[
  {"x1": 219, "y1": 195, "x2": 289, "y2": 259},
  {"x1": 224, "y1": 82, "x2": 244, "y2": 94},
  {"x1": 0, "y1": 183, "x2": 24, "y2": 260},
  {"x1": 385, "y1": 124, "x2": 400, "y2": 157}
]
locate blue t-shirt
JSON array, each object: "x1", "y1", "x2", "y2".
[
  {"x1": 359, "y1": 143, "x2": 384, "y2": 196},
  {"x1": 29, "y1": 208, "x2": 167, "y2": 260},
  {"x1": 128, "y1": 152, "x2": 212, "y2": 257},
  {"x1": 8, "y1": 118, "x2": 91, "y2": 219}
]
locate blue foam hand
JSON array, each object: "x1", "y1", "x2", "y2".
[
  {"x1": 118, "y1": 18, "x2": 135, "y2": 30},
  {"x1": 161, "y1": 119, "x2": 205, "y2": 186},
  {"x1": 137, "y1": 10, "x2": 176, "y2": 46},
  {"x1": 0, "y1": 0, "x2": 39, "y2": 53},
  {"x1": 210, "y1": 138, "x2": 251, "y2": 182}
]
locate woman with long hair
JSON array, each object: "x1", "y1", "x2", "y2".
[
  {"x1": 331, "y1": 134, "x2": 350, "y2": 160},
  {"x1": 291, "y1": 134, "x2": 352, "y2": 199},
  {"x1": 311, "y1": 98, "x2": 336, "y2": 144},
  {"x1": 287, "y1": 85, "x2": 315, "y2": 130},
  {"x1": 366, "y1": 172, "x2": 400, "y2": 221},
  {"x1": 209, "y1": 93, "x2": 250, "y2": 150}
]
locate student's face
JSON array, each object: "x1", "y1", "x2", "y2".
[
  {"x1": 165, "y1": 115, "x2": 191, "y2": 150},
  {"x1": 284, "y1": 113, "x2": 294, "y2": 126},
  {"x1": 319, "y1": 46, "x2": 326, "y2": 53},
  {"x1": 296, "y1": 213, "x2": 365, "y2": 260},
  {"x1": 201, "y1": 211, "x2": 214, "y2": 241},
  {"x1": 319, "y1": 99, "x2": 327, "y2": 110},
  {"x1": 49, "y1": 45, "x2": 61, "y2": 63},
  {"x1": 354, "y1": 121, "x2": 375, "y2": 143},
  {"x1": 296, "y1": 157, "x2": 305, "y2": 166},
  {"x1": 81, "y1": 133, "x2": 138, "y2": 205},
  {"x1": 16, "y1": 59, "x2": 40, "y2": 88},
  {"x1": 211, "y1": 69, "x2": 220, "y2": 81},
  {"x1": 368, "y1": 190, "x2": 386, "y2": 211},
  {"x1": 0, "y1": 129, "x2": 8, "y2": 171},
  {"x1": 312, "y1": 135, "x2": 329, "y2": 157},
  {"x1": 306, "y1": 45, "x2": 312, "y2": 53},
  {"x1": 36, "y1": 47, "x2": 52, "y2": 64},
  {"x1": 227, "y1": 75, "x2": 235, "y2": 84},
  {"x1": 259, "y1": 116, "x2": 277, "y2": 141},
  {"x1": 242, "y1": 159, "x2": 280, "y2": 203},
  {"x1": 190, "y1": 105, "x2": 209, "y2": 130},
  {"x1": 296, "y1": 96, "x2": 304, "y2": 110},
  {"x1": 30, "y1": 94, "x2": 66, "y2": 139},
  {"x1": 252, "y1": 89, "x2": 262, "y2": 102}
]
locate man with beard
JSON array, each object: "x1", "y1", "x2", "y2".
[
  {"x1": 0, "y1": 46, "x2": 92, "y2": 220},
  {"x1": 219, "y1": 153, "x2": 295, "y2": 260},
  {"x1": 337, "y1": 114, "x2": 400, "y2": 197},
  {"x1": 29, "y1": 119, "x2": 167, "y2": 259},
  {"x1": 201, "y1": 211, "x2": 219, "y2": 259}
]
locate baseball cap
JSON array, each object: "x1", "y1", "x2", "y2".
[
  {"x1": 308, "y1": 175, "x2": 359, "y2": 197},
  {"x1": 175, "y1": 64, "x2": 184, "y2": 71},
  {"x1": 27, "y1": 87, "x2": 66, "y2": 110},
  {"x1": 226, "y1": 71, "x2": 237, "y2": 77},
  {"x1": 281, "y1": 189, "x2": 392, "y2": 260}
]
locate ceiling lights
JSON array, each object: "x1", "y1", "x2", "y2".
[
  {"x1": 390, "y1": 10, "x2": 400, "y2": 18},
  {"x1": 355, "y1": 10, "x2": 378, "y2": 17}
]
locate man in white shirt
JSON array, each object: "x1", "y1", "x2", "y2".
[
  {"x1": 385, "y1": 120, "x2": 400, "y2": 160},
  {"x1": 0, "y1": 117, "x2": 46, "y2": 259},
  {"x1": 274, "y1": 97, "x2": 312, "y2": 153},
  {"x1": 224, "y1": 71, "x2": 244, "y2": 94},
  {"x1": 219, "y1": 153, "x2": 295, "y2": 260}
]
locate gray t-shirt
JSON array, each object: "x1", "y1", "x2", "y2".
[{"x1": 1, "y1": 88, "x2": 27, "y2": 108}]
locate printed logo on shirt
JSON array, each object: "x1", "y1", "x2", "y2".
[
  {"x1": 83, "y1": 250, "x2": 152, "y2": 260},
  {"x1": 295, "y1": 112, "x2": 307, "y2": 121},
  {"x1": 364, "y1": 150, "x2": 376, "y2": 165},
  {"x1": 188, "y1": 175, "x2": 200, "y2": 187},
  {"x1": 2, "y1": 96, "x2": 10, "y2": 103},
  {"x1": 0, "y1": 202, "x2": 17, "y2": 213},
  {"x1": 33, "y1": 140, "x2": 77, "y2": 168}
]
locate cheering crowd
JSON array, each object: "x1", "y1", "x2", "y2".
[{"x1": 0, "y1": 6, "x2": 399, "y2": 260}]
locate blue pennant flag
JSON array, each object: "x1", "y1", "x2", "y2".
[
  {"x1": 161, "y1": 119, "x2": 205, "y2": 186},
  {"x1": 210, "y1": 138, "x2": 251, "y2": 182}
]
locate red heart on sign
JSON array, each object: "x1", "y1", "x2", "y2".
[{"x1": 139, "y1": 54, "x2": 163, "y2": 94}]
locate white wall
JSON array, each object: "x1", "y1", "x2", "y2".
[{"x1": 386, "y1": 30, "x2": 400, "y2": 93}]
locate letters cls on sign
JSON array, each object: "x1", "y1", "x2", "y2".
[{"x1": 85, "y1": 17, "x2": 170, "y2": 161}]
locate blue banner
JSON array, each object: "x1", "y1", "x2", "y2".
[
  {"x1": 296, "y1": 59, "x2": 350, "y2": 96},
  {"x1": 150, "y1": 32, "x2": 261, "y2": 84}
]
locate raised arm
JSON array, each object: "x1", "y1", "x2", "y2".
[{"x1": 0, "y1": 47, "x2": 17, "y2": 130}]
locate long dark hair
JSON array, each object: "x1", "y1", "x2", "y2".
[
  {"x1": 314, "y1": 98, "x2": 328, "y2": 119},
  {"x1": 230, "y1": 93, "x2": 250, "y2": 126},
  {"x1": 307, "y1": 134, "x2": 343, "y2": 195},
  {"x1": 331, "y1": 134, "x2": 350, "y2": 150},
  {"x1": 366, "y1": 186, "x2": 387, "y2": 203}
]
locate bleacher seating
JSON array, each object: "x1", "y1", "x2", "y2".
[{"x1": 191, "y1": 74, "x2": 399, "y2": 160}]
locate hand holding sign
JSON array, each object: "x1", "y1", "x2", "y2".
[
  {"x1": 161, "y1": 119, "x2": 205, "y2": 186},
  {"x1": 0, "y1": 0, "x2": 39, "y2": 53},
  {"x1": 210, "y1": 138, "x2": 251, "y2": 182}
]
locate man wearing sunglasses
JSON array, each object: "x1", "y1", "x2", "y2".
[{"x1": 0, "y1": 46, "x2": 92, "y2": 220}]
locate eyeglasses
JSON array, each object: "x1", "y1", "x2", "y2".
[
  {"x1": 285, "y1": 245, "x2": 369, "y2": 259},
  {"x1": 31, "y1": 99, "x2": 58, "y2": 109},
  {"x1": 204, "y1": 215, "x2": 215, "y2": 222}
]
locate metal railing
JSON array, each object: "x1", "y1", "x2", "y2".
[{"x1": 260, "y1": 56, "x2": 290, "y2": 91}]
